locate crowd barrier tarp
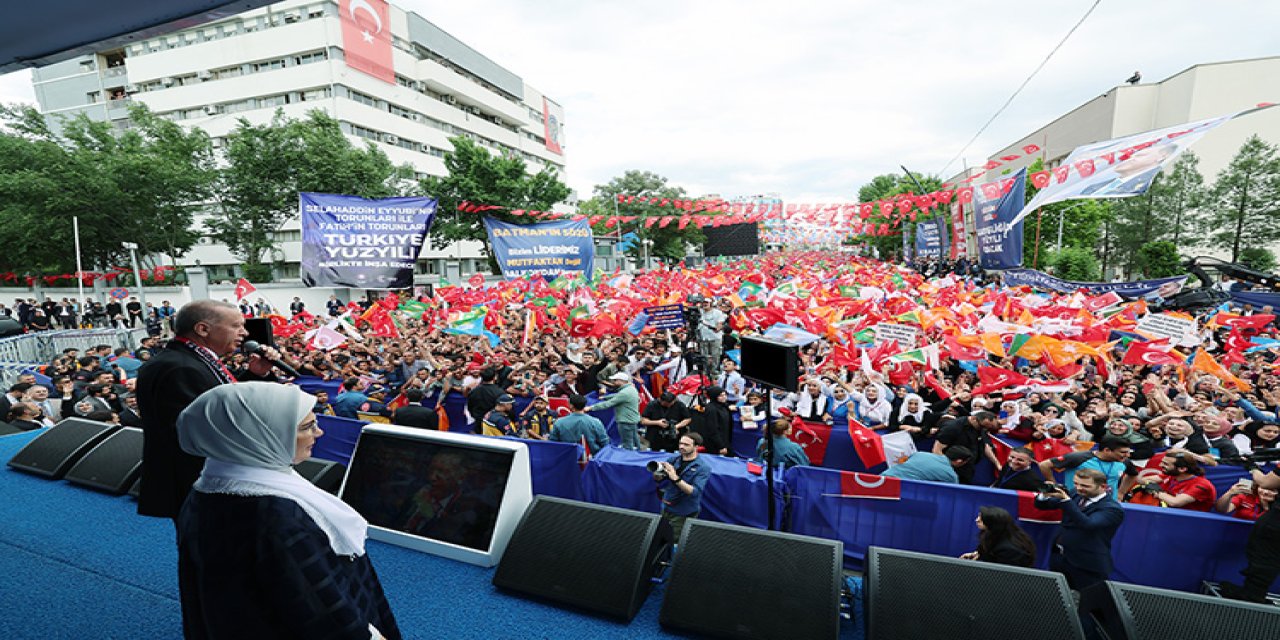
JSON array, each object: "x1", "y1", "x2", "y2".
[
  {"x1": 783, "y1": 465, "x2": 1251, "y2": 592},
  {"x1": 582, "y1": 447, "x2": 784, "y2": 529},
  {"x1": 311, "y1": 414, "x2": 584, "y2": 500},
  {"x1": 1229, "y1": 289, "x2": 1280, "y2": 310}
]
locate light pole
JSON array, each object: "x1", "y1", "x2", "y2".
[
  {"x1": 122, "y1": 242, "x2": 147, "y2": 310},
  {"x1": 641, "y1": 239, "x2": 653, "y2": 271}
]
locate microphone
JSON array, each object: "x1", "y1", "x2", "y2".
[{"x1": 241, "y1": 340, "x2": 300, "y2": 379}]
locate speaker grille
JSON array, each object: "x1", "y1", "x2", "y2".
[
  {"x1": 866, "y1": 547, "x2": 1082, "y2": 640},
  {"x1": 7, "y1": 418, "x2": 120, "y2": 479},
  {"x1": 660, "y1": 520, "x2": 842, "y2": 640},
  {"x1": 493, "y1": 497, "x2": 671, "y2": 620},
  {"x1": 1113, "y1": 582, "x2": 1280, "y2": 640},
  {"x1": 65, "y1": 427, "x2": 143, "y2": 494}
]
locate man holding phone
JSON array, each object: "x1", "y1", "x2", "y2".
[
  {"x1": 1221, "y1": 459, "x2": 1280, "y2": 602},
  {"x1": 1034, "y1": 468, "x2": 1125, "y2": 591}
]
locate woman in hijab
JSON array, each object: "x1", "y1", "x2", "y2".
[
  {"x1": 176, "y1": 382, "x2": 401, "y2": 640},
  {"x1": 1104, "y1": 419, "x2": 1155, "y2": 462},
  {"x1": 889, "y1": 393, "x2": 940, "y2": 440},
  {"x1": 694, "y1": 386, "x2": 733, "y2": 456}
]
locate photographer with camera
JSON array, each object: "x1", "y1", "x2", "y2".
[
  {"x1": 1219, "y1": 451, "x2": 1280, "y2": 603},
  {"x1": 640, "y1": 392, "x2": 691, "y2": 452},
  {"x1": 1035, "y1": 468, "x2": 1125, "y2": 591},
  {"x1": 652, "y1": 432, "x2": 711, "y2": 536}
]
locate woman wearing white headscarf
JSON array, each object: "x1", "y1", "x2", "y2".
[{"x1": 176, "y1": 382, "x2": 400, "y2": 640}]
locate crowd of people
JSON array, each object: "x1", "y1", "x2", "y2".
[
  {"x1": 8, "y1": 250, "x2": 1280, "y2": 623},
  {"x1": 0, "y1": 295, "x2": 177, "y2": 336}
]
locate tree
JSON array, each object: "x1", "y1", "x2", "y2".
[
  {"x1": 588, "y1": 170, "x2": 705, "y2": 262},
  {"x1": 1238, "y1": 247, "x2": 1278, "y2": 274},
  {"x1": 1203, "y1": 135, "x2": 1280, "y2": 261},
  {"x1": 1048, "y1": 247, "x2": 1101, "y2": 281},
  {"x1": 419, "y1": 136, "x2": 570, "y2": 270},
  {"x1": 855, "y1": 172, "x2": 944, "y2": 260},
  {"x1": 210, "y1": 109, "x2": 415, "y2": 271},
  {"x1": 1153, "y1": 151, "x2": 1207, "y2": 247},
  {"x1": 0, "y1": 103, "x2": 215, "y2": 275},
  {"x1": 1135, "y1": 241, "x2": 1182, "y2": 278}
]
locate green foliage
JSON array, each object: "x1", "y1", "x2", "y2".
[
  {"x1": 0, "y1": 102, "x2": 214, "y2": 274},
  {"x1": 855, "y1": 172, "x2": 944, "y2": 259},
  {"x1": 241, "y1": 263, "x2": 273, "y2": 283},
  {"x1": 1135, "y1": 241, "x2": 1182, "y2": 278},
  {"x1": 1021, "y1": 158, "x2": 1112, "y2": 269},
  {"x1": 210, "y1": 109, "x2": 416, "y2": 268},
  {"x1": 1204, "y1": 135, "x2": 1280, "y2": 261},
  {"x1": 420, "y1": 136, "x2": 571, "y2": 266},
  {"x1": 1048, "y1": 247, "x2": 1101, "y2": 281},
  {"x1": 1237, "y1": 247, "x2": 1278, "y2": 274},
  {"x1": 588, "y1": 170, "x2": 705, "y2": 262}
]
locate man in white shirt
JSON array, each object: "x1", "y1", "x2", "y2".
[
  {"x1": 695, "y1": 298, "x2": 726, "y2": 377},
  {"x1": 716, "y1": 358, "x2": 746, "y2": 403}
]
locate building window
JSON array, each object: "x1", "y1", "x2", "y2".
[
  {"x1": 86, "y1": 91, "x2": 101, "y2": 104},
  {"x1": 349, "y1": 90, "x2": 378, "y2": 107},
  {"x1": 258, "y1": 94, "x2": 290, "y2": 108},
  {"x1": 251, "y1": 59, "x2": 285, "y2": 73},
  {"x1": 389, "y1": 103, "x2": 414, "y2": 120},
  {"x1": 294, "y1": 50, "x2": 327, "y2": 65},
  {"x1": 215, "y1": 66, "x2": 242, "y2": 79},
  {"x1": 299, "y1": 87, "x2": 331, "y2": 102},
  {"x1": 279, "y1": 264, "x2": 301, "y2": 279},
  {"x1": 351, "y1": 124, "x2": 380, "y2": 140}
]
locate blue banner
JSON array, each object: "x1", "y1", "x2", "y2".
[
  {"x1": 484, "y1": 217, "x2": 595, "y2": 280},
  {"x1": 1002, "y1": 268, "x2": 1187, "y2": 298},
  {"x1": 914, "y1": 219, "x2": 943, "y2": 259},
  {"x1": 936, "y1": 215, "x2": 950, "y2": 258},
  {"x1": 973, "y1": 169, "x2": 1025, "y2": 270},
  {"x1": 299, "y1": 193, "x2": 436, "y2": 289}
]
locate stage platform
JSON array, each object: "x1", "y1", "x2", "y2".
[{"x1": 0, "y1": 430, "x2": 863, "y2": 639}]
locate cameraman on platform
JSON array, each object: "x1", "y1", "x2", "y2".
[
  {"x1": 655, "y1": 432, "x2": 711, "y2": 536},
  {"x1": 1221, "y1": 456, "x2": 1280, "y2": 603}
]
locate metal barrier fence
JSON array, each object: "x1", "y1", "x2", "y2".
[{"x1": 0, "y1": 328, "x2": 146, "y2": 388}]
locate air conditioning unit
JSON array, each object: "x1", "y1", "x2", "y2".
[
  {"x1": 202, "y1": 105, "x2": 218, "y2": 115},
  {"x1": 160, "y1": 77, "x2": 175, "y2": 87},
  {"x1": 442, "y1": 95, "x2": 456, "y2": 104},
  {"x1": 197, "y1": 70, "x2": 213, "y2": 80},
  {"x1": 124, "y1": 84, "x2": 138, "y2": 93},
  {"x1": 211, "y1": 138, "x2": 224, "y2": 148},
  {"x1": 283, "y1": 12, "x2": 300, "y2": 23},
  {"x1": 384, "y1": 134, "x2": 399, "y2": 145}
]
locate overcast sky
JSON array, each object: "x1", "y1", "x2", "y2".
[{"x1": 3, "y1": 1, "x2": 1278, "y2": 202}]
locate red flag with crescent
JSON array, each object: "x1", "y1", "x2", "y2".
[
  {"x1": 339, "y1": 0, "x2": 394, "y2": 83},
  {"x1": 838, "y1": 471, "x2": 901, "y2": 500}
]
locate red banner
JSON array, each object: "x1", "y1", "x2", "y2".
[
  {"x1": 543, "y1": 97, "x2": 563, "y2": 155},
  {"x1": 340, "y1": 0, "x2": 394, "y2": 83}
]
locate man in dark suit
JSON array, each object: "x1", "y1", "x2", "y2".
[
  {"x1": 1035, "y1": 467, "x2": 1125, "y2": 591},
  {"x1": 391, "y1": 389, "x2": 438, "y2": 430},
  {"x1": 136, "y1": 299, "x2": 278, "y2": 520}
]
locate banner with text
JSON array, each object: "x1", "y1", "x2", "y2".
[
  {"x1": 915, "y1": 218, "x2": 944, "y2": 259},
  {"x1": 1002, "y1": 269, "x2": 1186, "y2": 298},
  {"x1": 300, "y1": 193, "x2": 436, "y2": 289},
  {"x1": 484, "y1": 217, "x2": 594, "y2": 280},
  {"x1": 973, "y1": 168, "x2": 1026, "y2": 270}
]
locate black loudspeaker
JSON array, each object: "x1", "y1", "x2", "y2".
[
  {"x1": 660, "y1": 520, "x2": 843, "y2": 640},
  {"x1": 493, "y1": 496, "x2": 673, "y2": 621},
  {"x1": 294, "y1": 458, "x2": 346, "y2": 495},
  {"x1": 0, "y1": 316, "x2": 23, "y2": 338},
  {"x1": 7, "y1": 418, "x2": 120, "y2": 479},
  {"x1": 865, "y1": 546, "x2": 1084, "y2": 640},
  {"x1": 1080, "y1": 581, "x2": 1280, "y2": 640},
  {"x1": 703, "y1": 223, "x2": 760, "y2": 257},
  {"x1": 64, "y1": 426, "x2": 143, "y2": 494},
  {"x1": 127, "y1": 477, "x2": 141, "y2": 498}
]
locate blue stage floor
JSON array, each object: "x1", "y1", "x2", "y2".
[{"x1": 0, "y1": 430, "x2": 863, "y2": 639}]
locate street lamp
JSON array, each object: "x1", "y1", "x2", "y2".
[
  {"x1": 122, "y1": 242, "x2": 147, "y2": 310},
  {"x1": 641, "y1": 239, "x2": 654, "y2": 270}
]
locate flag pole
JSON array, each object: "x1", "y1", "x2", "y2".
[{"x1": 73, "y1": 216, "x2": 86, "y2": 307}]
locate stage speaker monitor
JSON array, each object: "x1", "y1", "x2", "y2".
[
  {"x1": 493, "y1": 496, "x2": 673, "y2": 621},
  {"x1": 7, "y1": 418, "x2": 121, "y2": 479},
  {"x1": 0, "y1": 316, "x2": 22, "y2": 338},
  {"x1": 65, "y1": 426, "x2": 143, "y2": 494},
  {"x1": 865, "y1": 546, "x2": 1084, "y2": 640},
  {"x1": 740, "y1": 335, "x2": 800, "y2": 392},
  {"x1": 703, "y1": 222, "x2": 761, "y2": 257},
  {"x1": 294, "y1": 457, "x2": 346, "y2": 495},
  {"x1": 1080, "y1": 580, "x2": 1280, "y2": 640},
  {"x1": 660, "y1": 519, "x2": 843, "y2": 640}
]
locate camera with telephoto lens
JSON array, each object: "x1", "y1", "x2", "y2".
[
  {"x1": 1039, "y1": 481, "x2": 1068, "y2": 495},
  {"x1": 647, "y1": 460, "x2": 668, "y2": 481}
]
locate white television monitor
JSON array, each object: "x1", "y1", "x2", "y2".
[{"x1": 338, "y1": 425, "x2": 533, "y2": 567}]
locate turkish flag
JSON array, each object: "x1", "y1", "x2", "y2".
[
  {"x1": 340, "y1": 0, "x2": 394, "y2": 83},
  {"x1": 1083, "y1": 291, "x2": 1123, "y2": 312},
  {"x1": 1121, "y1": 339, "x2": 1179, "y2": 366},
  {"x1": 1016, "y1": 491, "x2": 1062, "y2": 523},
  {"x1": 1217, "y1": 313, "x2": 1275, "y2": 331},
  {"x1": 233, "y1": 278, "x2": 257, "y2": 302},
  {"x1": 849, "y1": 421, "x2": 887, "y2": 468},
  {"x1": 838, "y1": 471, "x2": 902, "y2": 500},
  {"x1": 792, "y1": 419, "x2": 832, "y2": 466},
  {"x1": 547, "y1": 397, "x2": 572, "y2": 418},
  {"x1": 972, "y1": 365, "x2": 1031, "y2": 395},
  {"x1": 1030, "y1": 171, "x2": 1052, "y2": 189},
  {"x1": 1032, "y1": 438, "x2": 1074, "y2": 462}
]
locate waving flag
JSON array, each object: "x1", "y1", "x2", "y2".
[
  {"x1": 972, "y1": 366, "x2": 1031, "y2": 395},
  {"x1": 445, "y1": 307, "x2": 488, "y2": 337},
  {"x1": 234, "y1": 278, "x2": 256, "y2": 302},
  {"x1": 1120, "y1": 339, "x2": 1179, "y2": 366},
  {"x1": 310, "y1": 325, "x2": 347, "y2": 351},
  {"x1": 763, "y1": 323, "x2": 822, "y2": 346}
]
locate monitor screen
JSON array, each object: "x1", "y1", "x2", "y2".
[
  {"x1": 341, "y1": 430, "x2": 514, "y2": 552},
  {"x1": 740, "y1": 335, "x2": 800, "y2": 392}
]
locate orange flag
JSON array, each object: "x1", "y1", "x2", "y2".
[{"x1": 1191, "y1": 348, "x2": 1252, "y2": 391}]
